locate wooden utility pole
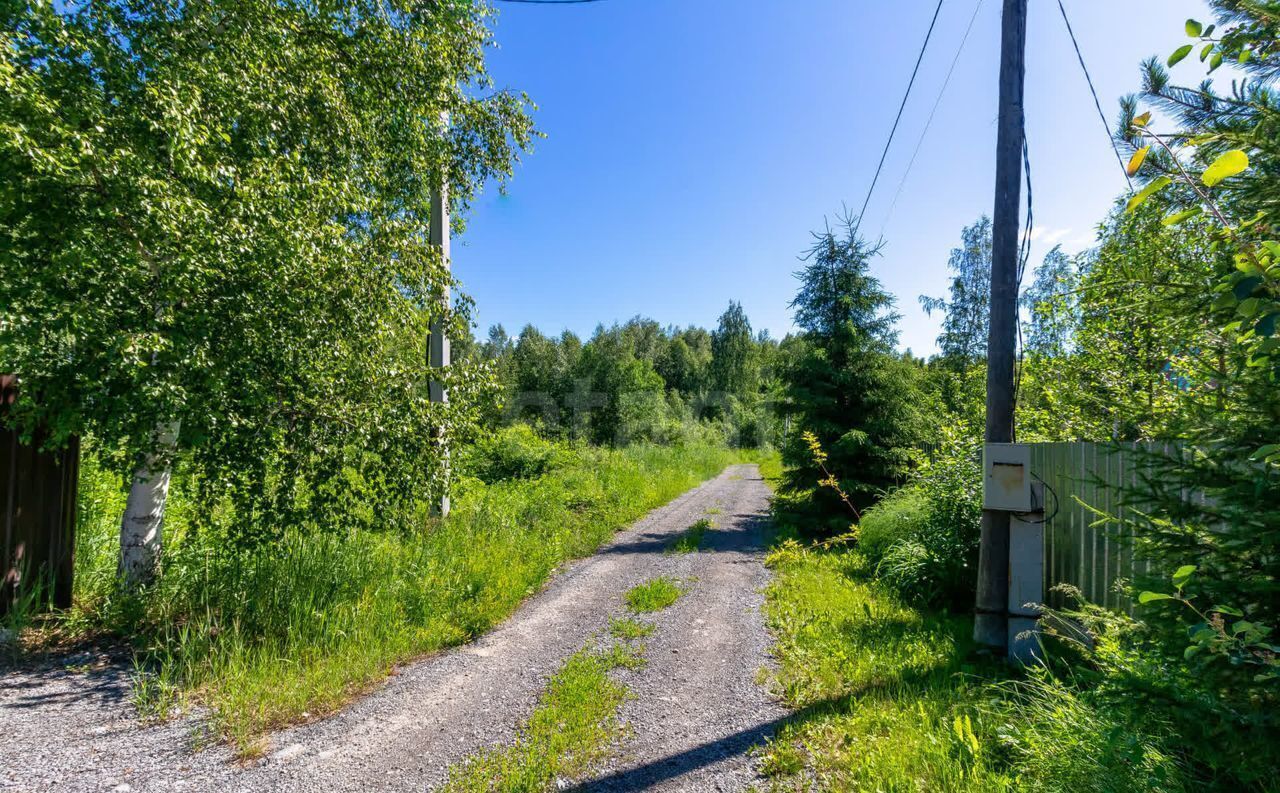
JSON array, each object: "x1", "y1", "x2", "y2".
[
  {"x1": 974, "y1": 0, "x2": 1027, "y2": 650},
  {"x1": 429, "y1": 146, "x2": 451, "y2": 518}
]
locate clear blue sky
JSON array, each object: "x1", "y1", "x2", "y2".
[{"x1": 456, "y1": 0, "x2": 1209, "y2": 355}]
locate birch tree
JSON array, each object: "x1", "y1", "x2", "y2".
[{"x1": 0, "y1": 0, "x2": 533, "y2": 585}]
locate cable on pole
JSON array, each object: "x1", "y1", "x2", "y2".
[
  {"x1": 1056, "y1": 0, "x2": 1133, "y2": 190},
  {"x1": 852, "y1": 0, "x2": 948, "y2": 238}
]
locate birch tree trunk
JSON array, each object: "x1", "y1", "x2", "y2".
[{"x1": 118, "y1": 420, "x2": 180, "y2": 588}]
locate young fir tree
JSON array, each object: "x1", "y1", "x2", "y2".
[{"x1": 781, "y1": 216, "x2": 926, "y2": 522}]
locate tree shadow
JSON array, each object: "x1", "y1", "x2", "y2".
[{"x1": 570, "y1": 663, "x2": 956, "y2": 791}]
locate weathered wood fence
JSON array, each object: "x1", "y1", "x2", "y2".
[{"x1": 1, "y1": 377, "x2": 79, "y2": 616}]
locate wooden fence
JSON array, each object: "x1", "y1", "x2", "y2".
[{"x1": 1, "y1": 377, "x2": 79, "y2": 616}]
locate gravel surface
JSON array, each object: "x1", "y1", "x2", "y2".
[{"x1": 1, "y1": 464, "x2": 784, "y2": 792}]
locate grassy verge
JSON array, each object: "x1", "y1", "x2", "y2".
[
  {"x1": 760, "y1": 539, "x2": 1008, "y2": 790},
  {"x1": 760, "y1": 537, "x2": 1188, "y2": 792},
  {"x1": 60, "y1": 441, "x2": 736, "y2": 753}
]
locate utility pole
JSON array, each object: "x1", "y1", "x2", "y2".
[
  {"x1": 429, "y1": 126, "x2": 451, "y2": 518},
  {"x1": 974, "y1": 0, "x2": 1027, "y2": 650}
]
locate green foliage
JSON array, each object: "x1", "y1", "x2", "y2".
[
  {"x1": 667, "y1": 518, "x2": 712, "y2": 554},
  {"x1": 467, "y1": 313, "x2": 780, "y2": 449},
  {"x1": 607, "y1": 616, "x2": 654, "y2": 640},
  {"x1": 623, "y1": 577, "x2": 685, "y2": 613},
  {"x1": 856, "y1": 487, "x2": 930, "y2": 561},
  {"x1": 856, "y1": 422, "x2": 982, "y2": 607},
  {"x1": 921, "y1": 216, "x2": 993, "y2": 366},
  {"x1": 63, "y1": 440, "x2": 733, "y2": 751},
  {"x1": 442, "y1": 643, "x2": 637, "y2": 792},
  {"x1": 761, "y1": 539, "x2": 1189, "y2": 792},
  {"x1": 0, "y1": 1, "x2": 534, "y2": 538},
  {"x1": 458, "y1": 424, "x2": 564, "y2": 484},
  {"x1": 780, "y1": 215, "x2": 929, "y2": 520}
]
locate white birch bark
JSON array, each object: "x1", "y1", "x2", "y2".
[{"x1": 118, "y1": 419, "x2": 180, "y2": 588}]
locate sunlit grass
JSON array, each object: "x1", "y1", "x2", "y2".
[
  {"x1": 624, "y1": 577, "x2": 685, "y2": 613},
  {"x1": 441, "y1": 643, "x2": 641, "y2": 792},
  {"x1": 759, "y1": 537, "x2": 1186, "y2": 792},
  {"x1": 67, "y1": 442, "x2": 737, "y2": 753},
  {"x1": 667, "y1": 518, "x2": 712, "y2": 554},
  {"x1": 608, "y1": 616, "x2": 654, "y2": 640}
]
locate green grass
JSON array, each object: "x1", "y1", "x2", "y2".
[
  {"x1": 624, "y1": 577, "x2": 686, "y2": 613},
  {"x1": 667, "y1": 518, "x2": 712, "y2": 554},
  {"x1": 444, "y1": 557, "x2": 695, "y2": 790},
  {"x1": 60, "y1": 440, "x2": 736, "y2": 754},
  {"x1": 608, "y1": 616, "x2": 654, "y2": 640},
  {"x1": 760, "y1": 536, "x2": 1187, "y2": 792},
  {"x1": 441, "y1": 642, "x2": 642, "y2": 792}
]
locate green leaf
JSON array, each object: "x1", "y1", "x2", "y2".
[
  {"x1": 1184, "y1": 644, "x2": 1204, "y2": 660},
  {"x1": 1126, "y1": 176, "x2": 1172, "y2": 212},
  {"x1": 1252, "y1": 444, "x2": 1280, "y2": 461},
  {"x1": 1185, "y1": 19, "x2": 1203, "y2": 37},
  {"x1": 1126, "y1": 146, "x2": 1150, "y2": 177},
  {"x1": 1240, "y1": 48, "x2": 1253, "y2": 64},
  {"x1": 1256, "y1": 312, "x2": 1279, "y2": 338},
  {"x1": 1212, "y1": 605, "x2": 1245, "y2": 617},
  {"x1": 1139, "y1": 591, "x2": 1175, "y2": 604},
  {"x1": 1172, "y1": 564, "x2": 1197, "y2": 588},
  {"x1": 1162, "y1": 207, "x2": 1203, "y2": 226},
  {"x1": 1210, "y1": 51, "x2": 1225, "y2": 71},
  {"x1": 1169, "y1": 44, "x2": 1194, "y2": 67},
  {"x1": 1202, "y1": 150, "x2": 1249, "y2": 186},
  {"x1": 1233, "y1": 275, "x2": 1264, "y2": 299}
]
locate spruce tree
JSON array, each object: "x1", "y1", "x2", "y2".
[{"x1": 782, "y1": 216, "x2": 926, "y2": 521}]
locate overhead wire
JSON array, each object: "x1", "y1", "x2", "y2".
[
  {"x1": 852, "y1": 0, "x2": 948, "y2": 238},
  {"x1": 879, "y1": 0, "x2": 985, "y2": 238},
  {"x1": 1056, "y1": 0, "x2": 1133, "y2": 190}
]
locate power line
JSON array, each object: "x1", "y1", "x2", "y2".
[
  {"x1": 879, "y1": 0, "x2": 984, "y2": 237},
  {"x1": 853, "y1": 0, "x2": 947, "y2": 238},
  {"x1": 1055, "y1": 0, "x2": 1133, "y2": 190}
]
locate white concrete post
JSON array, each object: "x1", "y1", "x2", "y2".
[
  {"x1": 429, "y1": 120, "x2": 451, "y2": 518},
  {"x1": 1008, "y1": 482, "x2": 1045, "y2": 664}
]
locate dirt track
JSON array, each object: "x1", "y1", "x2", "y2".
[{"x1": 0, "y1": 464, "x2": 784, "y2": 792}]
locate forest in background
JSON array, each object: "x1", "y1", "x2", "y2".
[{"x1": 2, "y1": 0, "x2": 1278, "y2": 789}]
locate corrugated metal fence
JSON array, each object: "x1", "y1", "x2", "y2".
[{"x1": 1029, "y1": 442, "x2": 1177, "y2": 613}]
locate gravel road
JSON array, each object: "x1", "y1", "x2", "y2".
[{"x1": 1, "y1": 464, "x2": 784, "y2": 792}]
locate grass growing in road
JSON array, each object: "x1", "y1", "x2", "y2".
[
  {"x1": 61, "y1": 438, "x2": 738, "y2": 753},
  {"x1": 608, "y1": 616, "x2": 654, "y2": 640},
  {"x1": 624, "y1": 577, "x2": 685, "y2": 613},
  {"x1": 441, "y1": 643, "x2": 643, "y2": 793},
  {"x1": 444, "y1": 567, "x2": 694, "y2": 791},
  {"x1": 667, "y1": 518, "x2": 712, "y2": 554}
]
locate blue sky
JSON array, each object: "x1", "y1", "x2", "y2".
[{"x1": 456, "y1": 0, "x2": 1209, "y2": 355}]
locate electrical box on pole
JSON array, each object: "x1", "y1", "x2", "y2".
[{"x1": 983, "y1": 443, "x2": 1033, "y2": 512}]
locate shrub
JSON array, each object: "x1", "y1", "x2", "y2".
[
  {"x1": 858, "y1": 487, "x2": 930, "y2": 560},
  {"x1": 855, "y1": 422, "x2": 981, "y2": 607},
  {"x1": 458, "y1": 424, "x2": 565, "y2": 484}
]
